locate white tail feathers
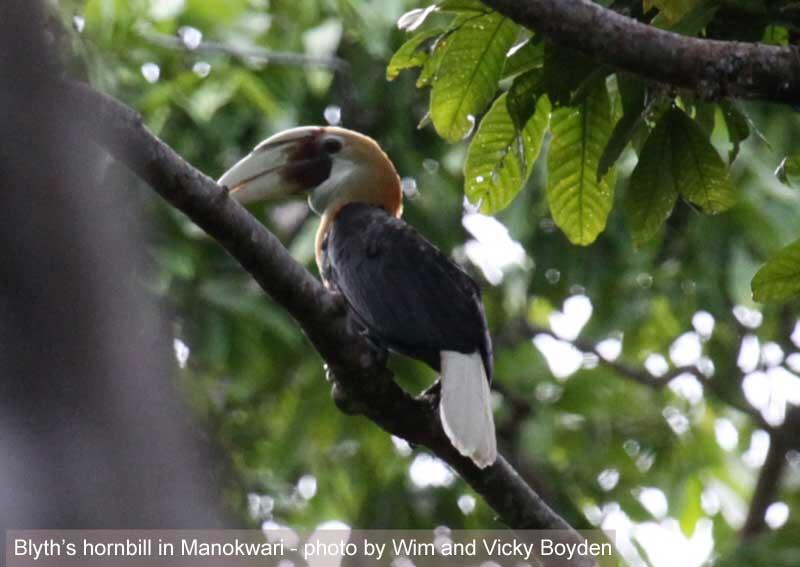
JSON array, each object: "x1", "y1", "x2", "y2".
[{"x1": 439, "y1": 350, "x2": 497, "y2": 468}]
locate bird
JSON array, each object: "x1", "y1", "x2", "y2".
[{"x1": 218, "y1": 126, "x2": 497, "y2": 468}]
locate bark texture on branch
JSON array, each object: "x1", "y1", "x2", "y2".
[
  {"x1": 482, "y1": 0, "x2": 800, "y2": 106},
  {"x1": 62, "y1": 81, "x2": 591, "y2": 553}
]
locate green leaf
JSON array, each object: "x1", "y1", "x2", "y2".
[
  {"x1": 570, "y1": 67, "x2": 613, "y2": 106},
  {"x1": 386, "y1": 28, "x2": 443, "y2": 80},
  {"x1": 625, "y1": 107, "x2": 679, "y2": 244},
  {"x1": 619, "y1": 74, "x2": 648, "y2": 115},
  {"x1": 652, "y1": 0, "x2": 717, "y2": 35},
  {"x1": 437, "y1": 0, "x2": 489, "y2": 12},
  {"x1": 430, "y1": 12, "x2": 518, "y2": 142},
  {"x1": 539, "y1": 42, "x2": 597, "y2": 107},
  {"x1": 777, "y1": 155, "x2": 800, "y2": 188},
  {"x1": 547, "y1": 84, "x2": 616, "y2": 245},
  {"x1": 752, "y1": 238, "x2": 800, "y2": 301},
  {"x1": 416, "y1": 34, "x2": 448, "y2": 87},
  {"x1": 645, "y1": 0, "x2": 700, "y2": 22},
  {"x1": 502, "y1": 39, "x2": 544, "y2": 79},
  {"x1": 762, "y1": 25, "x2": 789, "y2": 45},
  {"x1": 668, "y1": 107, "x2": 736, "y2": 213},
  {"x1": 416, "y1": 13, "x2": 478, "y2": 88},
  {"x1": 625, "y1": 107, "x2": 735, "y2": 243},
  {"x1": 675, "y1": 2, "x2": 718, "y2": 35},
  {"x1": 464, "y1": 92, "x2": 551, "y2": 213},
  {"x1": 720, "y1": 101, "x2": 749, "y2": 163},
  {"x1": 598, "y1": 76, "x2": 647, "y2": 179},
  {"x1": 507, "y1": 68, "x2": 542, "y2": 129},
  {"x1": 693, "y1": 101, "x2": 716, "y2": 135}
]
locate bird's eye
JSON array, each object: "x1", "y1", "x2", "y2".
[{"x1": 322, "y1": 137, "x2": 343, "y2": 154}]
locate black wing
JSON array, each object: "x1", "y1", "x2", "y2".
[{"x1": 322, "y1": 203, "x2": 492, "y2": 380}]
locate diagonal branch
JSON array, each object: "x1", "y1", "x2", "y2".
[
  {"x1": 145, "y1": 31, "x2": 350, "y2": 73},
  {"x1": 482, "y1": 0, "x2": 800, "y2": 106},
  {"x1": 525, "y1": 322, "x2": 683, "y2": 389},
  {"x1": 504, "y1": 318, "x2": 798, "y2": 542},
  {"x1": 61, "y1": 80, "x2": 593, "y2": 555},
  {"x1": 504, "y1": 319, "x2": 775, "y2": 431}
]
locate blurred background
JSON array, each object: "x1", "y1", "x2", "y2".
[{"x1": 6, "y1": 0, "x2": 799, "y2": 565}]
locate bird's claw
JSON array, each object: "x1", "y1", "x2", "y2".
[
  {"x1": 327, "y1": 290, "x2": 347, "y2": 315},
  {"x1": 216, "y1": 184, "x2": 230, "y2": 203}
]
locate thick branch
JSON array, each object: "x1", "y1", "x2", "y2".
[
  {"x1": 482, "y1": 0, "x2": 800, "y2": 105},
  {"x1": 61, "y1": 81, "x2": 590, "y2": 552}
]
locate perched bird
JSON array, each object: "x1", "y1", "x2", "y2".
[{"x1": 218, "y1": 126, "x2": 497, "y2": 468}]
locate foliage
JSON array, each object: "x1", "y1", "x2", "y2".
[
  {"x1": 626, "y1": 107, "x2": 735, "y2": 244},
  {"x1": 57, "y1": 0, "x2": 800, "y2": 565},
  {"x1": 387, "y1": 0, "x2": 800, "y2": 298}
]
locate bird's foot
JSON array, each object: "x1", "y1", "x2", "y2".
[
  {"x1": 216, "y1": 184, "x2": 230, "y2": 204},
  {"x1": 358, "y1": 330, "x2": 388, "y2": 364},
  {"x1": 325, "y1": 290, "x2": 348, "y2": 316}
]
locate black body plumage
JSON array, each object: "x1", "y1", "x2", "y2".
[{"x1": 320, "y1": 203, "x2": 493, "y2": 382}]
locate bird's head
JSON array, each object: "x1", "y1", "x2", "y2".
[{"x1": 218, "y1": 126, "x2": 402, "y2": 218}]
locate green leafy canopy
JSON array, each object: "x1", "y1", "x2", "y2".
[{"x1": 387, "y1": 3, "x2": 800, "y2": 304}]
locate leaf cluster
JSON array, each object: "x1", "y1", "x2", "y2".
[{"x1": 389, "y1": 0, "x2": 800, "y2": 300}]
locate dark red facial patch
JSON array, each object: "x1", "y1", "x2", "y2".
[{"x1": 281, "y1": 131, "x2": 332, "y2": 190}]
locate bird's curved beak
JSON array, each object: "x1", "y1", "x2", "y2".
[{"x1": 217, "y1": 127, "x2": 326, "y2": 205}]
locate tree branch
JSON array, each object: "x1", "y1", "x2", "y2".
[
  {"x1": 145, "y1": 31, "x2": 350, "y2": 73},
  {"x1": 482, "y1": 0, "x2": 800, "y2": 105},
  {"x1": 740, "y1": 426, "x2": 790, "y2": 539},
  {"x1": 505, "y1": 320, "x2": 775, "y2": 431},
  {"x1": 524, "y1": 322, "x2": 684, "y2": 389},
  {"x1": 503, "y1": 317, "x2": 799, "y2": 542},
  {"x1": 61, "y1": 80, "x2": 593, "y2": 556}
]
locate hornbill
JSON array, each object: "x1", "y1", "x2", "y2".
[{"x1": 218, "y1": 126, "x2": 497, "y2": 468}]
